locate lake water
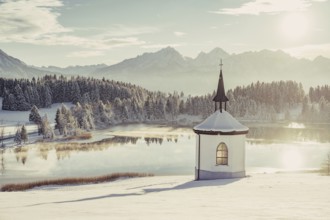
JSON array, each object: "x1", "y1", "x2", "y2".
[{"x1": 1, "y1": 123, "x2": 330, "y2": 184}]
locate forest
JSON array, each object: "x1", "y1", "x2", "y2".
[{"x1": 1, "y1": 76, "x2": 330, "y2": 137}]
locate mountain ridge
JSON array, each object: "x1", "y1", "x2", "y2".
[
  {"x1": 0, "y1": 49, "x2": 55, "y2": 78},
  {"x1": 1, "y1": 47, "x2": 329, "y2": 94}
]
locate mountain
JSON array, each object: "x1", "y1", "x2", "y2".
[
  {"x1": 1, "y1": 47, "x2": 330, "y2": 95},
  {"x1": 93, "y1": 47, "x2": 330, "y2": 94},
  {"x1": 0, "y1": 49, "x2": 107, "y2": 78},
  {"x1": 37, "y1": 64, "x2": 108, "y2": 76},
  {"x1": 193, "y1": 47, "x2": 230, "y2": 67},
  {"x1": 0, "y1": 49, "x2": 52, "y2": 78},
  {"x1": 96, "y1": 47, "x2": 186, "y2": 74}
]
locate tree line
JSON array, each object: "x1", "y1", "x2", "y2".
[{"x1": 1, "y1": 76, "x2": 330, "y2": 131}]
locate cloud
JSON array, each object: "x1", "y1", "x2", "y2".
[
  {"x1": 0, "y1": 0, "x2": 147, "y2": 49},
  {"x1": 46, "y1": 35, "x2": 145, "y2": 50},
  {"x1": 174, "y1": 31, "x2": 186, "y2": 37},
  {"x1": 210, "y1": 0, "x2": 326, "y2": 16},
  {"x1": 284, "y1": 43, "x2": 330, "y2": 59},
  {"x1": 0, "y1": 0, "x2": 69, "y2": 39},
  {"x1": 66, "y1": 50, "x2": 105, "y2": 58}
]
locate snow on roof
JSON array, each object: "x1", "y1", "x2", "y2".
[{"x1": 193, "y1": 110, "x2": 248, "y2": 135}]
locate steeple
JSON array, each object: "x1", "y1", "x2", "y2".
[{"x1": 213, "y1": 59, "x2": 229, "y2": 112}]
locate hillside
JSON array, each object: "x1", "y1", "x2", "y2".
[
  {"x1": 0, "y1": 49, "x2": 54, "y2": 79},
  {"x1": 1, "y1": 173, "x2": 329, "y2": 220}
]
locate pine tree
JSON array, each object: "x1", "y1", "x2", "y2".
[
  {"x1": 21, "y1": 125, "x2": 28, "y2": 144},
  {"x1": 14, "y1": 84, "x2": 30, "y2": 111},
  {"x1": 29, "y1": 105, "x2": 42, "y2": 126},
  {"x1": 97, "y1": 101, "x2": 111, "y2": 124},
  {"x1": 65, "y1": 109, "x2": 77, "y2": 136},
  {"x1": 179, "y1": 100, "x2": 185, "y2": 114},
  {"x1": 2, "y1": 91, "x2": 17, "y2": 110},
  {"x1": 41, "y1": 85, "x2": 52, "y2": 108},
  {"x1": 301, "y1": 96, "x2": 310, "y2": 120},
  {"x1": 40, "y1": 114, "x2": 55, "y2": 139},
  {"x1": 14, "y1": 127, "x2": 22, "y2": 145},
  {"x1": 144, "y1": 97, "x2": 152, "y2": 120},
  {"x1": 165, "y1": 99, "x2": 173, "y2": 120},
  {"x1": 55, "y1": 108, "x2": 66, "y2": 135},
  {"x1": 71, "y1": 82, "x2": 81, "y2": 104}
]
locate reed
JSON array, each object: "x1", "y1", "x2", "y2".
[{"x1": 1, "y1": 172, "x2": 153, "y2": 192}]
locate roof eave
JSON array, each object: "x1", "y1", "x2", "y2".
[{"x1": 193, "y1": 129, "x2": 249, "y2": 135}]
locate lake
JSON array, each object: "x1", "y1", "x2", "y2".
[{"x1": 1, "y1": 123, "x2": 330, "y2": 185}]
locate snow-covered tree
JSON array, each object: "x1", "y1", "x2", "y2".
[
  {"x1": 41, "y1": 85, "x2": 52, "y2": 108},
  {"x1": 14, "y1": 127, "x2": 22, "y2": 145},
  {"x1": 14, "y1": 84, "x2": 31, "y2": 111},
  {"x1": 29, "y1": 105, "x2": 42, "y2": 125},
  {"x1": 55, "y1": 108, "x2": 66, "y2": 135},
  {"x1": 40, "y1": 114, "x2": 55, "y2": 139},
  {"x1": 2, "y1": 91, "x2": 17, "y2": 110},
  {"x1": 21, "y1": 125, "x2": 28, "y2": 144}
]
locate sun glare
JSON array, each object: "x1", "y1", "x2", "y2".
[
  {"x1": 280, "y1": 13, "x2": 309, "y2": 41},
  {"x1": 281, "y1": 149, "x2": 304, "y2": 170}
]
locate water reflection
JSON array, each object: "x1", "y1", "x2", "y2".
[
  {"x1": 14, "y1": 147, "x2": 28, "y2": 165},
  {"x1": 2, "y1": 124, "x2": 330, "y2": 165},
  {"x1": 144, "y1": 135, "x2": 178, "y2": 145},
  {"x1": 247, "y1": 124, "x2": 330, "y2": 143},
  {"x1": 1, "y1": 124, "x2": 330, "y2": 183},
  {"x1": 2, "y1": 135, "x2": 183, "y2": 165}
]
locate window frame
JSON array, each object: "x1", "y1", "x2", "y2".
[{"x1": 216, "y1": 142, "x2": 228, "y2": 166}]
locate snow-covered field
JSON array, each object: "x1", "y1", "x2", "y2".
[
  {"x1": 0, "y1": 98, "x2": 73, "y2": 140},
  {"x1": 1, "y1": 173, "x2": 329, "y2": 220}
]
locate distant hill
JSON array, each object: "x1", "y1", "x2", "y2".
[{"x1": 1, "y1": 47, "x2": 330, "y2": 95}]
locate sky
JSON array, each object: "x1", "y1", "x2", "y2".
[{"x1": 0, "y1": 0, "x2": 329, "y2": 67}]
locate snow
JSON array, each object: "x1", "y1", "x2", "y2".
[
  {"x1": 194, "y1": 110, "x2": 249, "y2": 133},
  {"x1": 0, "y1": 98, "x2": 73, "y2": 138},
  {"x1": 0, "y1": 173, "x2": 329, "y2": 220}
]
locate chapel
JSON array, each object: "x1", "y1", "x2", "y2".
[{"x1": 193, "y1": 60, "x2": 249, "y2": 180}]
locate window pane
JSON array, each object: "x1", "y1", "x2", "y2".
[{"x1": 216, "y1": 142, "x2": 228, "y2": 165}]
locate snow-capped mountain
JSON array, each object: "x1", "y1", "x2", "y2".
[{"x1": 0, "y1": 49, "x2": 50, "y2": 78}]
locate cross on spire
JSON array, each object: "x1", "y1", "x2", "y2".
[{"x1": 219, "y1": 59, "x2": 223, "y2": 71}]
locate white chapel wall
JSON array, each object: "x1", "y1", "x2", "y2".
[{"x1": 198, "y1": 134, "x2": 246, "y2": 173}]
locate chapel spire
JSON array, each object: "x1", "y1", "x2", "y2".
[{"x1": 212, "y1": 59, "x2": 229, "y2": 112}]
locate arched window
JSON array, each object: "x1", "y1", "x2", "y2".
[{"x1": 216, "y1": 143, "x2": 228, "y2": 165}]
